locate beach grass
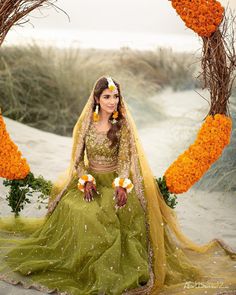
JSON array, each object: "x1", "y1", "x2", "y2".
[{"x1": 0, "y1": 43, "x2": 202, "y2": 136}]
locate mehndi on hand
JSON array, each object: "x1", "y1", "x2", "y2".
[
  {"x1": 114, "y1": 186, "x2": 127, "y2": 209},
  {"x1": 84, "y1": 180, "x2": 99, "y2": 202}
]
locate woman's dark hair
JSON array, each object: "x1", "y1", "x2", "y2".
[{"x1": 93, "y1": 76, "x2": 125, "y2": 148}]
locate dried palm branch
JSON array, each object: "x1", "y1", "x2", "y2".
[{"x1": 0, "y1": 0, "x2": 68, "y2": 46}]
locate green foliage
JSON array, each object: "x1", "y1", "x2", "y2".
[
  {"x1": 3, "y1": 172, "x2": 52, "y2": 217},
  {"x1": 155, "y1": 176, "x2": 178, "y2": 209}
]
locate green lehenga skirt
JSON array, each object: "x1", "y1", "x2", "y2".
[{"x1": 0, "y1": 170, "x2": 150, "y2": 295}]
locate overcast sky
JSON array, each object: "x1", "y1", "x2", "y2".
[
  {"x1": 5, "y1": 0, "x2": 236, "y2": 51},
  {"x1": 27, "y1": 0, "x2": 236, "y2": 36}
]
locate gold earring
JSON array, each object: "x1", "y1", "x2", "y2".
[
  {"x1": 93, "y1": 104, "x2": 100, "y2": 122},
  {"x1": 112, "y1": 109, "x2": 118, "y2": 119},
  {"x1": 111, "y1": 109, "x2": 118, "y2": 124}
]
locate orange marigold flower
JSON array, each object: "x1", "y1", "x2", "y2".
[
  {"x1": 171, "y1": 0, "x2": 224, "y2": 37},
  {"x1": 164, "y1": 114, "x2": 232, "y2": 194},
  {"x1": 0, "y1": 114, "x2": 30, "y2": 180}
]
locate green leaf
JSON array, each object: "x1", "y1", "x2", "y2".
[
  {"x1": 154, "y1": 176, "x2": 178, "y2": 209},
  {"x1": 3, "y1": 172, "x2": 53, "y2": 217}
]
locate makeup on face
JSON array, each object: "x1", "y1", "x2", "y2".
[{"x1": 99, "y1": 89, "x2": 119, "y2": 113}]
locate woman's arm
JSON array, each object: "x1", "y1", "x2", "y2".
[
  {"x1": 75, "y1": 142, "x2": 98, "y2": 201},
  {"x1": 116, "y1": 123, "x2": 131, "y2": 178},
  {"x1": 75, "y1": 142, "x2": 88, "y2": 178},
  {"x1": 113, "y1": 123, "x2": 134, "y2": 208}
]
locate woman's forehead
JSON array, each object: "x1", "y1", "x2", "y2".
[{"x1": 102, "y1": 88, "x2": 119, "y2": 95}]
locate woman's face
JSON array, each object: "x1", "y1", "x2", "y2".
[{"x1": 96, "y1": 88, "x2": 119, "y2": 114}]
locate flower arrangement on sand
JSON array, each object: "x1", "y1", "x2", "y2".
[{"x1": 0, "y1": 109, "x2": 52, "y2": 217}]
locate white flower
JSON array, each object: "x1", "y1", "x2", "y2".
[
  {"x1": 107, "y1": 77, "x2": 117, "y2": 91},
  {"x1": 123, "y1": 178, "x2": 131, "y2": 187}
]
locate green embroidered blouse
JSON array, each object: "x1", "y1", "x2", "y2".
[{"x1": 76, "y1": 120, "x2": 131, "y2": 180}]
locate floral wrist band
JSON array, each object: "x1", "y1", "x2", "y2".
[
  {"x1": 78, "y1": 174, "x2": 96, "y2": 192},
  {"x1": 112, "y1": 177, "x2": 134, "y2": 193}
]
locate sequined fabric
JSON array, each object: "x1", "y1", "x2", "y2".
[{"x1": 76, "y1": 121, "x2": 131, "y2": 179}]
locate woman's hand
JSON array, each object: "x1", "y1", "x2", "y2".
[
  {"x1": 84, "y1": 180, "x2": 98, "y2": 202},
  {"x1": 115, "y1": 186, "x2": 127, "y2": 208}
]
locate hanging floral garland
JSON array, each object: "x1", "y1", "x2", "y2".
[{"x1": 157, "y1": 0, "x2": 236, "y2": 207}]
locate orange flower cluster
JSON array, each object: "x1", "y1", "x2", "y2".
[
  {"x1": 164, "y1": 114, "x2": 232, "y2": 194},
  {"x1": 171, "y1": 0, "x2": 224, "y2": 37},
  {"x1": 93, "y1": 112, "x2": 99, "y2": 122},
  {"x1": 0, "y1": 114, "x2": 30, "y2": 180},
  {"x1": 112, "y1": 111, "x2": 119, "y2": 119}
]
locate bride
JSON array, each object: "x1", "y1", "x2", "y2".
[{"x1": 0, "y1": 76, "x2": 236, "y2": 295}]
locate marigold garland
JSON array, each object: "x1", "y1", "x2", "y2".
[
  {"x1": 0, "y1": 114, "x2": 30, "y2": 180},
  {"x1": 171, "y1": 0, "x2": 224, "y2": 37},
  {"x1": 164, "y1": 114, "x2": 232, "y2": 194},
  {"x1": 93, "y1": 112, "x2": 99, "y2": 122}
]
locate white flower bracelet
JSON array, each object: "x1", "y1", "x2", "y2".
[
  {"x1": 78, "y1": 174, "x2": 96, "y2": 192},
  {"x1": 112, "y1": 177, "x2": 134, "y2": 193}
]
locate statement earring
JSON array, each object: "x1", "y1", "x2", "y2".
[
  {"x1": 111, "y1": 109, "x2": 118, "y2": 124},
  {"x1": 93, "y1": 104, "x2": 100, "y2": 122}
]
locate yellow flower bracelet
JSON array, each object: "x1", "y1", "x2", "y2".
[
  {"x1": 78, "y1": 174, "x2": 96, "y2": 192},
  {"x1": 112, "y1": 177, "x2": 134, "y2": 193}
]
